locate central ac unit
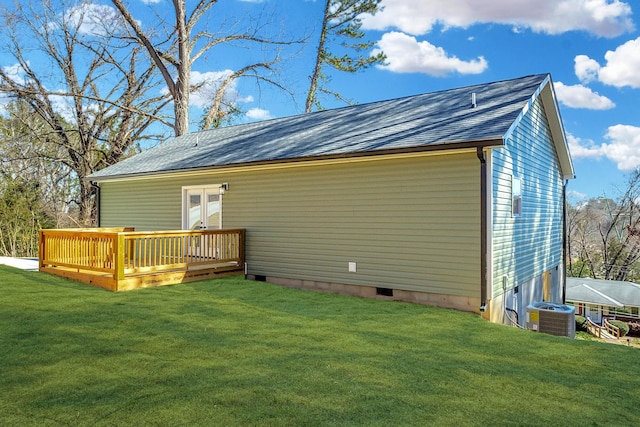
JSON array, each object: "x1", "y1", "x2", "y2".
[{"x1": 526, "y1": 302, "x2": 575, "y2": 338}]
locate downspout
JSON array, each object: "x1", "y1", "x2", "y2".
[
  {"x1": 477, "y1": 147, "x2": 488, "y2": 312},
  {"x1": 90, "y1": 181, "x2": 101, "y2": 227},
  {"x1": 562, "y1": 179, "x2": 568, "y2": 303}
]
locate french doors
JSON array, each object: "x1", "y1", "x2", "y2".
[
  {"x1": 182, "y1": 186, "x2": 223, "y2": 260},
  {"x1": 182, "y1": 187, "x2": 222, "y2": 230}
]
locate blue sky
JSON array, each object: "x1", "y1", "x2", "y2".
[
  {"x1": 294, "y1": 0, "x2": 640, "y2": 202},
  {"x1": 2, "y1": 0, "x2": 639, "y2": 201},
  {"x1": 245, "y1": 0, "x2": 640, "y2": 202}
]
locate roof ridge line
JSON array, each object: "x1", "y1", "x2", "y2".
[{"x1": 581, "y1": 283, "x2": 624, "y2": 307}]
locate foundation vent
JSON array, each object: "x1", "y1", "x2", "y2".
[{"x1": 376, "y1": 287, "x2": 394, "y2": 297}]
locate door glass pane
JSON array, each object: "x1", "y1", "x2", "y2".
[
  {"x1": 189, "y1": 194, "x2": 202, "y2": 229},
  {"x1": 206, "y1": 194, "x2": 220, "y2": 229}
]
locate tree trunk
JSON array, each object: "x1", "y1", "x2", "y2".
[
  {"x1": 306, "y1": 0, "x2": 331, "y2": 113},
  {"x1": 78, "y1": 179, "x2": 96, "y2": 226},
  {"x1": 174, "y1": 82, "x2": 190, "y2": 136},
  {"x1": 173, "y1": 0, "x2": 190, "y2": 136}
]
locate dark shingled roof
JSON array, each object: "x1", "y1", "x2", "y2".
[{"x1": 90, "y1": 74, "x2": 550, "y2": 180}]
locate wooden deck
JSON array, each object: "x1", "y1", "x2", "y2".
[{"x1": 39, "y1": 228, "x2": 245, "y2": 291}]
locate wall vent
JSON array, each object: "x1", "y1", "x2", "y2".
[{"x1": 376, "y1": 287, "x2": 393, "y2": 297}]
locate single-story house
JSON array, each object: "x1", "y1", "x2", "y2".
[
  {"x1": 88, "y1": 73, "x2": 574, "y2": 325},
  {"x1": 566, "y1": 277, "x2": 640, "y2": 324}
]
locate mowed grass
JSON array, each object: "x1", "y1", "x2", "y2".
[{"x1": 1, "y1": 266, "x2": 639, "y2": 426}]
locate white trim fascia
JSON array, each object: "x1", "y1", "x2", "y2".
[
  {"x1": 89, "y1": 148, "x2": 484, "y2": 183},
  {"x1": 503, "y1": 75, "x2": 574, "y2": 180}
]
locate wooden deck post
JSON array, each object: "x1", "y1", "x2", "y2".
[
  {"x1": 38, "y1": 230, "x2": 45, "y2": 270},
  {"x1": 115, "y1": 233, "x2": 126, "y2": 287},
  {"x1": 239, "y1": 229, "x2": 246, "y2": 267}
]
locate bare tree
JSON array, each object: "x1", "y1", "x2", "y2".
[
  {"x1": 566, "y1": 199, "x2": 586, "y2": 276},
  {"x1": 305, "y1": 0, "x2": 386, "y2": 113},
  {"x1": 600, "y1": 171, "x2": 640, "y2": 281},
  {"x1": 567, "y1": 169, "x2": 640, "y2": 281},
  {"x1": 0, "y1": 0, "x2": 170, "y2": 224},
  {"x1": 0, "y1": 101, "x2": 74, "y2": 228},
  {"x1": 111, "y1": 0, "x2": 298, "y2": 135},
  {"x1": 567, "y1": 198, "x2": 605, "y2": 278}
]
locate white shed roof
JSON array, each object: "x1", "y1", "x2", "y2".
[{"x1": 566, "y1": 277, "x2": 640, "y2": 307}]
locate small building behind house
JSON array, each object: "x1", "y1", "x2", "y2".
[{"x1": 566, "y1": 277, "x2": 640, "y2": 324}]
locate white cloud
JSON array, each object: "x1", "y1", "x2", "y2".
[
  {"x1": 602, "y1": 125, "x2": 640, "y2": 171},
  {"x1": 161, "y1": 70, "x2": 255, "y2": 115},
  {"x1": 568, "y1": 127, "x2": 640, "y2": 172},
  {"x1": 0, "y1": 63, "x2": 79, "y2": 121},
  {"x1": 140, "y1": 0, "x2": 161, "y2": 4},
  {"x1": 567, "y1": 189, "x2": 588, "y2": 201},
  {"x1": 61, "y1": 4, "x2": 122, "y2": 36},
  {"x1": 0, "y1": 63, "x2": 27, "y2": 115},
  {"x1": 48, "y1": 92, "x2": 77, "y2": 124},
  {"x1": 245, "y1": 108, "x2": 272, "y2": 121},
  {"x1": 567, "y1": 133, "x2": 604, "y2": 159},
  {"x1": 574, "y1": 38, "x2": 640, "y2": 88},
  {"x1": 598, "y1": 37, "x2": 640, "y2": 88},
  {"x1": 574, "y1": 54, "x2": 601, "y2": 83},
  {"x1": 1, "y1": 63, "x2": 28, "y2": 85},
  {"x1": 188, "y1": 70, "x2": 238, "y2": 108},
  {"x1": 553, "y1": 81, "x2": 615, "y2": 110},
  {"x1": 372, "y1": 32, "x2": 487, "y2": 76},
  {"x1": 362, "y1": 0, "x2": 634, "y2": 37}
]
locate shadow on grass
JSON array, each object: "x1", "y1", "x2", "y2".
[{"x1": 1, "y1": 266, "x2": 639, "y2": 426}]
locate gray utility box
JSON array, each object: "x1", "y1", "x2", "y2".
[{"x1": 526, "y1": 302, "x2": 575, "y2": 338}]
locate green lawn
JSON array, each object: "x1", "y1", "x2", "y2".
[{"x1": 1, "y1": 266, "x2": 639, "y2": 426}]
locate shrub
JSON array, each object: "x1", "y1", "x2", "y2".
[
  {"x1": 608, "y1": 320, "x2": 629, "y2": 337},
  {"x1": 575, "y1": 315, "x2": 588, "y2": 332},
  {"x1": 628, "y1": 322, "x2": 640, "y2": 337}
]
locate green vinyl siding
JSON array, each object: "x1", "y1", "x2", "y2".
[
  {"x1": 100, "y1": 179, "x2": 183, "y2": 231},
  {"x1": 491, "y1": 97, "x2": 564, "y2": 296},
  {"x1": 100, "y1": 152, "x2": 481, "y2": 297}
]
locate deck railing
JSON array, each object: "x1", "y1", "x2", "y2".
[
  {"x1": 586, "y1": 318, "x2": 621, "y2": 340},
  {"x1": 603, "y1": 318, "x2": 621, "y2": 339},
  {"x1": 39, "y1": 228, "x2": 245, "y2": 291},
  {"x1": 586, "y1": 318, "x2": 602, "y2": 338}
]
